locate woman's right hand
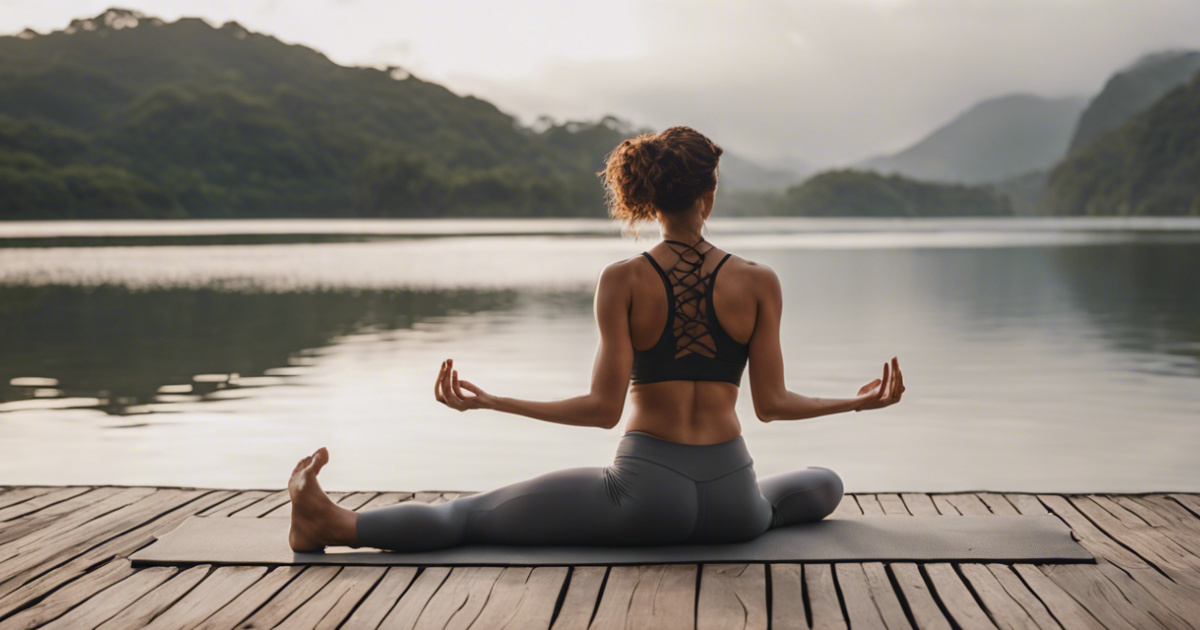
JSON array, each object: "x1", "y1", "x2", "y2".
[
  {"x1": 854, "y1": 357, "x2": 905, "y2": 412},
  {"x1": 434, "y1": 358, "x2": 494, "y2": 412}
]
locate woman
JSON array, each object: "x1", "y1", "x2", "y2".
[{"x1": 287, "y1": 126, "x2": 904, "y2": 552}]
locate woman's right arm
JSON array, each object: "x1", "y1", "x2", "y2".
[{"x1": 746, "y1": 265, "x2": 903, "y2": 422}]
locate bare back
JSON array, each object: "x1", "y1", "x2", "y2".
[{"x1": 620, "y1": 242, "x2": 762, "y2": 444}]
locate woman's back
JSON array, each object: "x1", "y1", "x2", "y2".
[{"x1": 622, "y1": 239, "x2": 765, "y2": 445}]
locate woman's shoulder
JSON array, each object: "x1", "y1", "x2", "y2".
[{"x1": 715, "y1": 251, "x2": 780, "y2": 287}]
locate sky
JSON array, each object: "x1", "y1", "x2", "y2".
[{"x1": 5, "y1": 0, "x2": 1200, "y2": 167}]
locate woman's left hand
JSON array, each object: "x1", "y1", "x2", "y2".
[{"x1": 434, "y1": 358, "x2": 495, "y2": 412}]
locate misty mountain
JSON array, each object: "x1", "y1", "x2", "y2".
[
  {"x1": 1067, "y1": 50, "x2": 1200, "y2": 153},
  {"x1": 0, "y1": 8, "x2": 788, "y2": 219},
  {"x1": 1040, "y1": 68, "x2": 1200, "y2": 216},
  {"x1": 856, "y1": 94, "x2": 1086, "y2": 185}
]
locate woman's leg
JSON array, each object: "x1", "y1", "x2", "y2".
[
  {"x1": 358, "y1": 460, "x2": 697, "y2": 551},
  {"x1": 288, "y1": 445, "x2": 699, "y2": 552},
  {"x1": 758, "y1": 467, "x2": 844, "y2": 528}
]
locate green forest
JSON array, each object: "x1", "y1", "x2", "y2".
[
  {"x1": 777, "y1": 170, "x2": 1011, "y2": 217},
  {"x1": 0, "y1": 10, "x2": 636, "y2": 219}
]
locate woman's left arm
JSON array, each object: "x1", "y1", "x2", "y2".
[{"x1": 436, "y1": 262, "x2": 634, "y2": 429}]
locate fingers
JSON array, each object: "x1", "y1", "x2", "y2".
[
  {"x1": 441, "y1": 359, "x2": 463, "y2": 409},
  {"x1": 451, "y1": 369, "x2": 466, "y2": 401},
  {"x1": 878, "y1": 361, "x2": 890, "y2": 400},
  {"x1": 459, "y1": 380, "x2": 483, "y2": 395},
  {"x1": 895, "y1": 358, "x2": 905, "y2": 398},
  {"x1": 434, "y1": 360, "x2": 446, "y2": 402}
]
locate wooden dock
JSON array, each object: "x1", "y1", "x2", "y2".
[{"x1": 0, "y1": 487, "x2": 1198, "y2": 629}]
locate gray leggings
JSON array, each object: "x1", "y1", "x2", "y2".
[{"x1": 356, "y1": 431, "x2": 843, "y2": 551}]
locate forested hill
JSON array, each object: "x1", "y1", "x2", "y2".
[
  {"x1": 1040, "y1": 69, "x2": 1200, "y2": 216},
  {"x1": 1067, "y1": 50, "x2": 1200, "y2": 153},
  {"x1": 0, "y1": 9, "x2": 657, "y2": 219}
]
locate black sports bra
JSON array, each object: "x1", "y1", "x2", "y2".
[{"x1": 630, "y1": 239, "x2": 750, "y2": 386}]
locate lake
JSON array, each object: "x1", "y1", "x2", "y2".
[{"x1": 2, "y1": 217, "x2": 1199, "y2": 493}]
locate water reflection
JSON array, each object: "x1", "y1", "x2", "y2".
[
  {"x1": 0, "y1": 285, "x2": 518, "y2": 413},
  {"x1": 0, "y1": 220, "x2": 1198, "y2": 492}
]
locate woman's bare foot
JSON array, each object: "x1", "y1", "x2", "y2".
[{"x1": 288, "y1": 447, "x2": 359, "y2": 552}]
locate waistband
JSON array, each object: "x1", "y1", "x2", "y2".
[{"x1": 615, "y1": 431, "x2": 754, "y2": 481}]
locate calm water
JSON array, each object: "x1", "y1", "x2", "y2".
[{"x1": 2, "y1": 218, "x2": 1199, "y2": 493}]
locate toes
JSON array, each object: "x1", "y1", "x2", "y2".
[{"x1": 311, "y1": 447, "x2": 330, "y2": 474}]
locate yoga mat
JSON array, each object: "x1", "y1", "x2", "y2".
[{"x1": 131, "y1": 515, "x2": 1093, "y2": 567}]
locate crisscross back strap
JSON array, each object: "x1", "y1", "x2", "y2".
[{"x1": 662, "y1": 238, "x2": 718, "y2": 359}]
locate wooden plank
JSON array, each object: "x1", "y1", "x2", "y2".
[
  {"x1": 0, "y1": 490, "x2": 234, "y2": 616},
  {"x1": 830, "y1": 494, "x2": 862, "y2": 518},
  {"x1": 357, "y1": 492, "x2": 415, "y2": 511},
  {"x1": 336, "y1": 492, "x2": 378, "y2": 511},
  {"x1": 833, "y1": 564, "x2": 886, "y2": 630},
  {"x1": 768, "y1": 564, "x2": 808, "y2": 630},
  {"x1": 1082, "y1": 496, "x2": 1200, "y2": 568},
  {"x1": 984, "y1": 565, "x2": 1062, "y2": 630},
  {"x1": 1121, "y1": 495, "x2": 1200, "y2": 537},
  {"x1": 1003, "y1": 494, "x2": 1047, "y2": 516},
  {"x1": 857, "y1": 495, "x2": 886, "y2": 516},
  {"x1": 548, "y1": 566, "x2": 606, "y2": 630},
  {"x1": 804, "y1": 564, "x2": 847, "y2": 630},
  {"x1": 276, "y1": 566, "x2": 386, "y2": 630},
  {"x1": 697, "y1": 564, "x2": 766, "y2": 630},
  {"x1": 1033, "y1": 495, "x2": 1153, "y2": 571},
  {"x1": 94, "y1": 564, "x2": 211, "y2": 630},
  {"x1": 0, "y1": 486, "x2": 158, "y2": 566},
  {"x1": 198, "y1": 490, "x2": 272, "y2": 517},
  {"x1": 941, "y1": 494, "x2": 991, "y2": 516},
  {"x1": 340, "y1": 566, "x2": 418, "y2": 630},
  {"x1": 900, "y1": 494, "x2": 939, "y2": 516},
  {"x1": 1064, "y1": 496, "x2": 1200, "y2": 576},
  {"x1": 37, "y1": 566, "x2": 178, "y2": 630},
  {"x1": 1168, "y1": 493, "x2": 1200, "y2": 519},
  {"x1": 0, "y1": 558, "x2": 135, "y2": 630},
  {"x1": 1038, "y1": 565, "x2": 1156, "y2": 630},
  {"x1": 470, "y1": 566, "x2": 568, "y2": 630},
  {"x1": 193, "y1": 566, "x2": 305, "y2": 630},
  {"x1": 232, "y1": 490, "x2": 289, "y2": 517},
  {"x1": 376, "y1": 566, "x2": 452, "y2": 630},
  {"x1": 929, "y1": 495, "x2": 960, "y2": 516},
  {"x1": 890, "y1": 564, "x2": 952, "y2": 630},
  {"x1": 922, "y1": 564, "x2": 997, "y2": 630},
  {"x1": 959, "y1": 564, "x2": 1042, "y2": 630},
  {"x1": 877, "y1": 494, "x2": 910, "y2": 516},
  {"x1": 142, "y1": 565, "x2": 269, "y2": 630},
  {"x1": 1010, "y1": 565, "x2": 1104, "y2": 630},
  {"x1": 590, "y1": 565, "x2": 697, "y2": 630},
  {"x1": 235, "y1": 567, "x2": 341, "y2": 629},
  {"x1": 0, "y1": 488, "x2": 53, "y2": 511},
  {"x1": 0, "y1": 487, "x2": 129, "y2": 547},
  {"x1": 862, "y1": 563, "x2": 912, "y2": 630},
  {"x1": 412, "y1": 566, "x2": 504, "y2": 630},
  {"x1": 976, "y1": 494, "x2": 1020, "y2": 516},
  {"x1": 0, "y1": 487, "x2": 89, "y2": 522}
]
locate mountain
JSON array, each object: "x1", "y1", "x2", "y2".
[
  {"x1": 857, "y1": 94, "x2": 1086, "y2": 185},
  {"x1": 1040, "y1": 69, "x2": 1200, "y2": 216},
  {"x1": 1067, "y1": 50, "x2": 1200, "y2": 153},
  {"x1": 0, "y1": 9, "x2": 785, "y2": 220},
  {"x1": 778, "y1": 170, "x2": 1011, "y2": 217}
]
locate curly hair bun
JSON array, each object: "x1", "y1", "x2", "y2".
[{"x1": 598, "y1": 126, "x2": 723, "y2": 228}]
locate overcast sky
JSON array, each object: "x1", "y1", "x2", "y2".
[{"x1": 5, "y1": 0, "x2": 1200, "y2": 166}]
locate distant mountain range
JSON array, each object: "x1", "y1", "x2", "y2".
[
  {"x1": 0, "y1": 8, "x2": 788, "y2": 219},
  {"x1": 1, "y1": 8, "x2": 1196, "y2": 219},
  {"x1": 856, "y1": 94, "x2": 1086, "y2": 185}
]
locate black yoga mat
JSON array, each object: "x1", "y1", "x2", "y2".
[{"x1": 130, "y1": 515, "x2": 1093, "y2": 567}]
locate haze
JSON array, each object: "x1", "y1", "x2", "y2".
[{"x1": 6, "y1": 0, "x2": 1200, "y2": 166}]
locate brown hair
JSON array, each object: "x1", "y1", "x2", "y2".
[{"x1": 597, "y1": 125, "x2": 723, "y2": 228}]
